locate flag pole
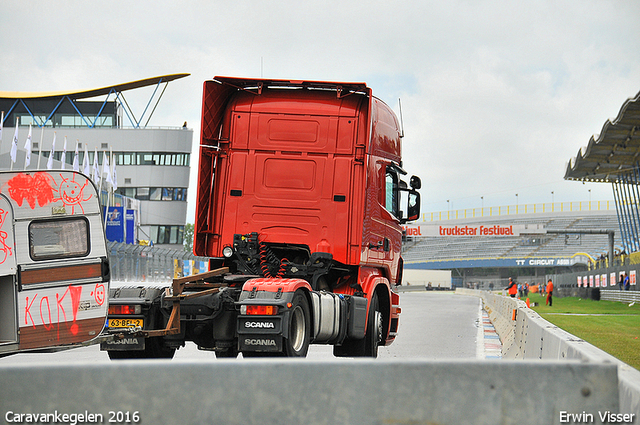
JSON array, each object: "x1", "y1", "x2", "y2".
[
  {"x1": 10, "y1": 118, "x2": 18, "y2": 171},
  {"x1": 23, "y1": 124, "x2": 32, "y2": 171},
  {"x1": 108, "y1": 147, "x2": 113, "y2": 209},
  {"x1": 98, "y1": 149, "x2": 105, "y2": 228},
  {"x1": 103, "y1": 149, "x2": 110, "y2": 229},
  {"x1": 36, "y1": 125, "x2": 44, "y2": 170},
  {"x1": 0, "y1": 111, "x2": 4, "y2": 153}
]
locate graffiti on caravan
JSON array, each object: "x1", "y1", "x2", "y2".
[{"x1": 402, "y1": 224, "x2": 544, "y2": 237}]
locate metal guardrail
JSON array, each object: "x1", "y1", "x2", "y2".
[{"x1": 600, "y1": 289, "x2": 640, "y2": 303}]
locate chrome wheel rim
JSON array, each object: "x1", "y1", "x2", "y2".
[
  {"x1": 375, "y1": 310, "x2": 383, "y2": 344},
  {"x1": 290, "y1": 306, "x2": 305, "y2": 352}
]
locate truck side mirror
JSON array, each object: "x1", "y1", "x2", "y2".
[
  {"x1": 410, "y1": 175, "x2": 421, "y2": 190},
  {"x1": 399, "y1": 189, "x2": 421, "y2": 224}
]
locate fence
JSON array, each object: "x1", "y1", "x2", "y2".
[
  {"x1": 107, "y1": 241, "x2": 210, "y2": 283},
  {"x1": 424, "y1": 200, "x2": 614, "y2": 221},
  {"x1": 601, "y1": 289, "x2": 640, "y2": 303}
]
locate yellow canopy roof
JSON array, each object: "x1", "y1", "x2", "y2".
[{"x1": 0, "y1": 73, "x2": 190, "y2": 100}]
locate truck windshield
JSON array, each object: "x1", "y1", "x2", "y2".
[{"x1": 29, "y1": 218, "x2": 89, "y2": 260}]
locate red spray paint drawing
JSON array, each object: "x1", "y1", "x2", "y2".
[
  {"x1": 56, "y1": 173, "x2": 92, "y2": 214},
  {"x1": 7, "y1": 172, "x2": 56, "y2": 209},
  {"x1": 24, "y1": 285, "x2": 83, "y2": 337},
  {"x1": 6, "y1": 172, "x2": 92, "y2": 214},
  {"x1": 0, "y1": 208, "x2": 12, "y2": 264}
]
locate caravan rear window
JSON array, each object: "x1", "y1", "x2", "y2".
[{"x1": 29, "y1": 218, "x2": 90, "y2": 260}]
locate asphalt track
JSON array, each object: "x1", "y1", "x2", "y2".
[{"x1": 0, "y1": 291, "x2": 491, "y2": 364}]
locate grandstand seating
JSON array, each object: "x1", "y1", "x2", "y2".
[{"x1": 402, "y1": 210, "x2": 622, "y2": 264}]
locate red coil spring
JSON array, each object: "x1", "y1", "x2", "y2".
[{"x1": 258, "y1": 241, "x2": 288, "y2": 278}]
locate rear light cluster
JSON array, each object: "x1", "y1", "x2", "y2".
[
  {"x1": 108, "y1": 304, "x2": 142, "y2": 315},
  {"x1": 240, "y1": 305, "x2": 278, "y2": 315}
]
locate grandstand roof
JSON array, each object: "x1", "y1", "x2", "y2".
[
  {"x1": 0, "y1": 73, "x2": 190, "y2": 100},
  {"x1": 564, "y1": 90, "x2": 640, "y2": 183}
]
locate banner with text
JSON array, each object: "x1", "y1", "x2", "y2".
[{"x1": 402, "y1": 223, "x2": 544, "y2": 237}]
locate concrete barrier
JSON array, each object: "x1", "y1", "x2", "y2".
[
  {"x1": 457, "y1": 288, "x2": 640, "y2": 417},
  {"x1": 0, "y1": 360, "x2": 619, "y2": 425}
]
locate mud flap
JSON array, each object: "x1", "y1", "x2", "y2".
[
  {"x1": 237, "y1": 278, "x2": 311, "y2": 353},
  {"x1": 238, "y1": 335, "x2": 283, "y2": 352},
  {"x1": 100, "y1": 336, "x2": 145, "y2": 351},
  {"x1": 237, "y1": 309, "x2": 287, "y2": 353}
]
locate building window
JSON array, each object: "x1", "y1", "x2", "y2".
[
  {"x1": 115, "y1": 187, "x2": 188, "y2": 202},
  {"x1": 150, "y1": 187, "x2": 162, "y2": 201},
  {"x1": 112, "y1": 152, "x2": 190, "y2": 166},
  {"x1": 136, "y1": 187, "x2": 150, "y2": 200},
  {"x1": 149, "y1": 225, "x2": 184, "y2": 245}
]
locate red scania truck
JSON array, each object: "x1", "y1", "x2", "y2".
[{"x1": 102, "y1": 76, "x2": 421, "y2": 358}]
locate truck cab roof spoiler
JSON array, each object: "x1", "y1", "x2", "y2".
[{"x1": 212, "y1": 76, "x2": 370, "y2": 98}]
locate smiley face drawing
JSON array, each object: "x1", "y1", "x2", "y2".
[{"x1": 57, "y1": 174, "x2": 92, "y2": 214}]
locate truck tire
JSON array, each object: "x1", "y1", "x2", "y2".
[
  {"x1": 107, "y1": 350, "x2": 142, "y2": 360},
  {"x1": 333, "y1": 292, "x2": 381, "y2": 358},
  {"x1": 364, "y1": 293, "x2": 382, "y2": 358},
  {"x1": 215, "y1": 347, "x2": 239, "y2": 358},
  {"x1": 282, "y1": 290, "x2": 310, "y2": 357},
  {"x1": 144, "y1": 337, "x2": 176, "y2": 359}
]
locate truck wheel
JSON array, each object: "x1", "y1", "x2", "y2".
[
  {"x1": 283, "y1": 291, "x2": 310, "y2": 357},
  {"x1": 364, "y1": 293, "x2": 382, "y2": 358},
  {"x1": 107, "y1": 350, "x2": 142, "y2": 360},
  {"x1": 215, "y1": 347, "x2": 239, "y2": 358},
  {"x1": 144, "y1": 337, "x2": 176, "y2": 359}
]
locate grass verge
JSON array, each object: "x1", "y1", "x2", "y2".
[{"x1": 523, "y1": 292, "x2": 640, "y2": 370}]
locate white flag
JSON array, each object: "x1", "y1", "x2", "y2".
[
  {"x1": 10, "y1": 124, "x2": 18, "y2": 164},
  {"x1": 72, "y1": 141, "x2": 79, "y2": 172},
  {"x1": 111, "y1": 154, "x2": 118, "y2": 190},
  {"x1": 61, "y1": 137, "x2": 67, "y2": 170},
  {"x1": 47, "y1": 133, "x2": 56, "y2": 170},
  {"x1": 0, "y1": 111, "x2": 4, "y2": 143},
  {"x1": 103, "y1": 151, "x2": 112, "y2": 185},
  {"x1": 23, "y1": 124, "x2": 32, "y2": 169},
  {"x1": 83, "y1": 144, "x2": 90, "y2": 176},
  {"x1": 92, "y1": 147, "x2": 100, "y2": 185}
]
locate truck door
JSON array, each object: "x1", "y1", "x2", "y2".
[
  {"x1": 382, "y1": 165, "x2": 403, "y2": 281},
  {"x1": 0, "y1": 195, "x2": 18, "y2": 346}
]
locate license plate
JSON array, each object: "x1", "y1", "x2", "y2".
[{"x1": 108, "y1": 318, "x2": 143, "y2": 328}]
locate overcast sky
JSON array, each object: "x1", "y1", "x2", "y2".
[{"x1": 1, "y1": 0, "x2": 639, "y2": 223}]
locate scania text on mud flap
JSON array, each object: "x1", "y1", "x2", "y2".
[
  {"x1": 102, "y1": 77, "x2": 421, "y2": 359},
  {"x1": 0, "y1": 170, "x2": 109, "y2": 357}
]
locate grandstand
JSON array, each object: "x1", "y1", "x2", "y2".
[
  {"x1": 403, "y1": 88, "x2": 640, "y2": 292},
  {"x1": 402, "y1": 206, "x2": 621, "y2": 289}
]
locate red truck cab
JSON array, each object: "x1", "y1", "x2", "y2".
[
  {"x1": 195, "y1": 77, "x2": 420, "y2": 354},
  {"x1": 104, "y1": 77, "x2": 420, "y2": 359}
]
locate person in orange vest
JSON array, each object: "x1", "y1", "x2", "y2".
[
  {"x1": 506, "y1": 277, "x2": 517, "y2": 298},
  {"x1": 546, "y1": 279, "x2": 554, "y2": 307}
]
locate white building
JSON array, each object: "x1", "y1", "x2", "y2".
[{"x1": 0, "y1": 74, "x2": 193, "y2": 249}]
